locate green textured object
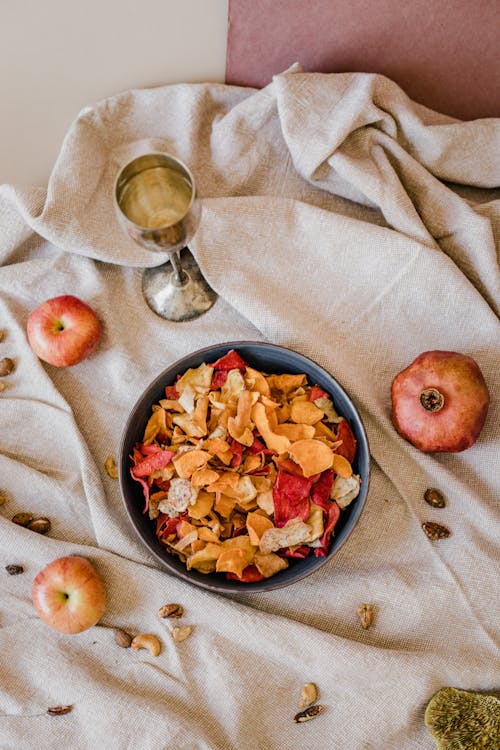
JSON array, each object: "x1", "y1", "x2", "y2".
[{"x1": 424, "y1": 687, "x2": 500, "y2": 749}]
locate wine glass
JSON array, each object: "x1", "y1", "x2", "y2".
[{"x1": 114, "y1": 152, "x2": 217, "y2": 321}]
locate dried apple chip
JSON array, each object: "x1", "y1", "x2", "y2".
[
  {"x1": 267, "y1": 373, "x2": 307, "y2": 396},
  {"x1": 176, "y1": 363, "x2": 214, "y2": 396},
  {"x1": 288, "y1": 439, "x2": 334, "y2": 477},
  {"x1": 259, "y1": 518, "x2": 312, "y2": 554},
  {"x1": 187, "y1": 542, "x2": 221, "y2": 572},
  {"x1": 215, "y1": 548, "x2": 249, "y2": 578},
  {"x1": 244, "y1": 366, "x2": 270, "y2": 396},
  {"x1": 142, "y1": 408, "x2": 169, "y2": 445}
]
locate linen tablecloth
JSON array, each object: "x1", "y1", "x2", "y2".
[{"x1": 0, "y1": 66, "x2": 499, "y2": 749}]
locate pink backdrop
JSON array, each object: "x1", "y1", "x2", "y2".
[{"x1": 226, "y1": 0, "x2": 500, "y2": 120}]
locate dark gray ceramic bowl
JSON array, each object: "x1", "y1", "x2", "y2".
[{"x1": 119, "y1": 341, "x2": 370, "y2": 593}]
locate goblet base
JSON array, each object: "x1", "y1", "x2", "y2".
[{"x1": 142, "y1": 248, "x2": 218, "y2": 322}]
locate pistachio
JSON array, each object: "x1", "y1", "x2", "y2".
[
  {"x1": 27, "y1": 517, "x2": 51, "y2": 535},
  {"x1": 294, "y1": 705, "x2": 325, "y2": 723},
  {"x1": 113, "y1": 628, "x2": 133, "y2": 648},
  {"x1": 424, "y1": 488, "x2": 446, "y2": 508},
  {"x1": 158, "y1": 603, "x2": 184, "y2": 619},
  {"x1": 172, "y1": 625, "x2": 193, "y2": 643},
  {"x1": 12, "y1": 512, "x2": 34, "y2": 527},
  {"x1": 357, "y1": 603, "x2": 374, "y2": 629},
  {"x1": 104, "y1": 457, "x2": 118, "y2": 479},
  {"x1": 5, "y1": 564, "x2": 24, "y2": 575},
  {"x1": 422, "y1": 521, "x2": 451, "y2": 540},
  {"x1": 0, "y1": 357, "x2": 14, "y2": 376},
  {"x1": 47, "y1": 705, "x2": 73, "y2": 716},
  {"x1": 299, "y1": 682, "x2": 318, "y2": 708}
]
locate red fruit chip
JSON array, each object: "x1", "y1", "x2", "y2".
[
  {"x1": 226, "y1": 564, "x2": 265, "y2": 582},
  {"x1": 272, "y1": 470, "x2": 312, "y2": 528},
  {"x1": 211, "y1": 369, "x2": 228, "y2": 389},
  {"x1": 309, "y1": 385, "x2": 330, "y2": 401},
  {"x1": 314, "y1": 501, "x2": 340, "y2": 557},
  {"x1": 209, "y1": 349, "x2": 248, "y2": 371},
  {"x1": 165, "y1": 385, "x2": 179, "y2": 400},
  {"x1": 131, "y1": 449, "x2": 175, "y2": 478},
  {"x1": 336, "y1": 420, "x2": 357, "y2": 464},
  {"x1": 311, "y1": 470, "x2": 335, "y2": 511}
]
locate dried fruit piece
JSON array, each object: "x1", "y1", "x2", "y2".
[
  {"x1": 424, "y1": 687, "x2": 500, "y2": 749},
  {"x1": 47, "y1": 705, "x2": 73, "y2": 716},
  {"x1": 172, "y1": 625, "x2": 193, "y2": 642},
  {"x1": 357, "y1": 603, "x2": 374, "y2": 629},
  {"x1": 422, "y1": 521, "x2": 451, "y2": 541},
  {"x1": 294, "y1": 705, "x2": 325, "y2": 723},
  {"x1": 424, "y1": 488, "x2": 446, "y2": 508},
  {"x1": 299, "y1": 682, "x2": 318, "y2": 708},
  {"x1": 113, "y1": 628, "x2": 133, "y2": 648},
  {"x1": 104, "y1": 457, "x2": 118, "y2": 479},
  {"x1": 27, "y1": 517, "x2": 51, "y2": 535},
  {"x1": 5, "y1": 564, "x2": 24, "y2": 575},
  {"x1": 12, "y1": 512, "x2": 34, "y2": 527},
  {"x1": 158, "y1": 603, "x2": 184, "y2": 618},
  {"x1": 0, "y1": 357, "x2": 15, "y2": 376}
]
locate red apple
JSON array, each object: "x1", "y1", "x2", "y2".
[
  {"x1": 391, "y1": 350, "x2": 490, "y2": 452},
  {"x1": 32, "y1": 555, "x2": 107, "y2": 634},
  {"x1": 27, "y1": 295, "x2": 102, "y2": 367}
]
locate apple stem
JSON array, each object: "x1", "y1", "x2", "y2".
[{"x1": 420, "y1": 388, "x2": 445, "y2": 412}]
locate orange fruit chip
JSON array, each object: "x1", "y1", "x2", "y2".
[
  {"x1": 143, "y1": 408, "x2": 168, "y2": 445},
  {"x1": 287, "y1": 439, "x2": 334, "y2": 477},
  {"x1": 267, "y1": 373, "x2": 307, "y2": 396},
  {"x1": 191, "y1": 467, "x2": 220, "y2": 488},
  {"x1": 198, "y1": 527, "x2": 221, "y2": 543},
  {"x1": 173, "y1": 450, "x2": 212, "y2": 480},
  {"x1": 254, "y1": 551, "x2": 289, "y2": 578},
  {"x1": 244, "y1": 367, "x2": 270, "y2": 397},
  {"x1": 252, "y1": 402, "x2": 291, "y2": 455},
  {"x1": 215, "y1": 548, "x2": 248, "y2": 578},
  {"x1": 214, "y1": 493, "x2": 237, "y2": 518},
  {"x1": 290, "y1": 400, "x2": 324, "y2": 425},
  {"x1": 274, "y1": 423, "x2": 316, "y2": 441},
  {"x1": 187, "y1": 490, "x2": 214, "y2": 520},
  {"x1": 332, "y1": 453, "x2": 353, "y2": 478},
  {"x1": 246, "y1": 511, "x2": 274, "y2": 546}
]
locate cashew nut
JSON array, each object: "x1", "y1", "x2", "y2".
[{"x1": 131, "y1": 633, "x2": 161, "y2": 657}]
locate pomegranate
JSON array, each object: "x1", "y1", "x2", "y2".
[{"x1": 391, "y1": 351, "x2": 489, "y2": 452}]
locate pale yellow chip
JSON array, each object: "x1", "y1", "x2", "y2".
[
  {"x1": 241, "y1": 455, "x2": 262, "y2": 474},
  {"x1": 198, "y1": 526, "x2": 221, "y2": 543},
  {"x1": 266, "y1": 373, "x2": 307, "y2": 396},
  {"x1": 287, "y1": 439, "x2": 334, "y2": 477},
  {"x1": 306, "y1": 502, "x2": 325, "y2": 542},
  {"x1": 227, "y1": 389, "x2": 255, "y2": 446},
  {"x1": 173, "y1": 449, "x2": 212, "y2": 479},
  {"x1": 290, "y1": 400, "x2": 324, "y2": 425},
  {"x1": 173, "y1": 395, "x2": 209, "y2": 437},
  {"x1": 246, "y1": 511, "x2": 274, "y2": 546},
  {"x1": 223, "y1": 475, "x2": 257, "y2": 502},
  {"x1": 254, "y1": 551, "x2": 289, "y2": 578},
  {"x1": 244, "y1": 366, "x2": 270, "y2": 397},
  {"x1": 252, "y1": 402, "x2": 291, "y2": 455},
  {"x1": 332, "y1": 452, "x2": 353, "y2": 478},
  {"x1": 143, "y1": 408, "x2": 169, "y2": 445},
  {"x1": 187, "y1": 490, "x2": 214, "y2": 520},
  {"x1": 206, "y1": 471, "x2": 241, "y2": 494},
  {"x1": 186, "y1": 542, "x2": 221, "y2": 572},
  {"x1": 176, "y1": 363, "x2": 214, "y2": 396},
  {"x1": 274, "y1": 423, "x2": 316, "y2": 441},
  {"x1": 259, "y1": 518, "x2": 312, "y2": 554}
]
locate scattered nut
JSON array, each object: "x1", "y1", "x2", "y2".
[
  {"x1": 27, "y1": 517, "x2": 51, "y2": 535},
  {"x1": 131, "y1": 633, "x2": 161, "y2": 657},
  {"x1": 12, "y1": 512, "x2": 34, "y2": 527},
  {"x1": 357, "y1": 603, "x2": 374, "y2": 630},
  {"x1": 424, "y1": 488, "x2": 446, "y2": 508},
  {"x1": 158, "y1": 603, "x2": 184, "y2": 619},
  {"x1": 422, "y1": 521, "x2": 451, "y2": 540},
  {"x1": 47, "y1": 705, "x2": 73, "y2": 716},
  {"x1": 294, "y1": 705, "x2": 325, "y2": 723},
  {"x1": 0, "y1": 357, "x2": 14, "y2": 377},
  {"x1": 0, "y1": 330, "x2": 5, "y2": 342},
  {"x1": 0, "y1": 382, "x2": 5, "y2": 392},
  {"x1": 113, "y1": 628, "x2": 133, "y2": 648},
  {"x1": 0, "y1": 493, "x2": 6, "y2": 506},
  {"x1": 5, "y1": 564, "x2": 24, "y2": 575},
  {"x1": 104, "y1": 457, "x2": 118, "y2": 479},
  {"x1": 299, "y1": 682, "x2": 318, "y2": 708},
  {"x1": 172, "y1": 625, "x2": 193, "y2": 643}
]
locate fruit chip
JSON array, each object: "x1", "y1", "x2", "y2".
[{"x1": 130, "y1": 349, "x2": 361, "y2": 582}]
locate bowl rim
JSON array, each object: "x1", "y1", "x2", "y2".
[{"x1": 118, "y1": 340, "x2": 371, "y2": 593}]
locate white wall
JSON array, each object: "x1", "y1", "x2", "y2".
[{"x1": 0, "y1": 0, "x2": 228, "y2": 186}]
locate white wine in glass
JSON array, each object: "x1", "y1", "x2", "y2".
[{"x1": 114, "y1": 152, "x2": 217, "y2": 321}]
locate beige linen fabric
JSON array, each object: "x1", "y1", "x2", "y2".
[{"x1": 0, "y1": 66, "x2": 499, "y2": 749}]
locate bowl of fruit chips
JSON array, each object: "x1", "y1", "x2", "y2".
[{"x1": 118, "y1": 342, "x2": 370, "y2": 592}]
